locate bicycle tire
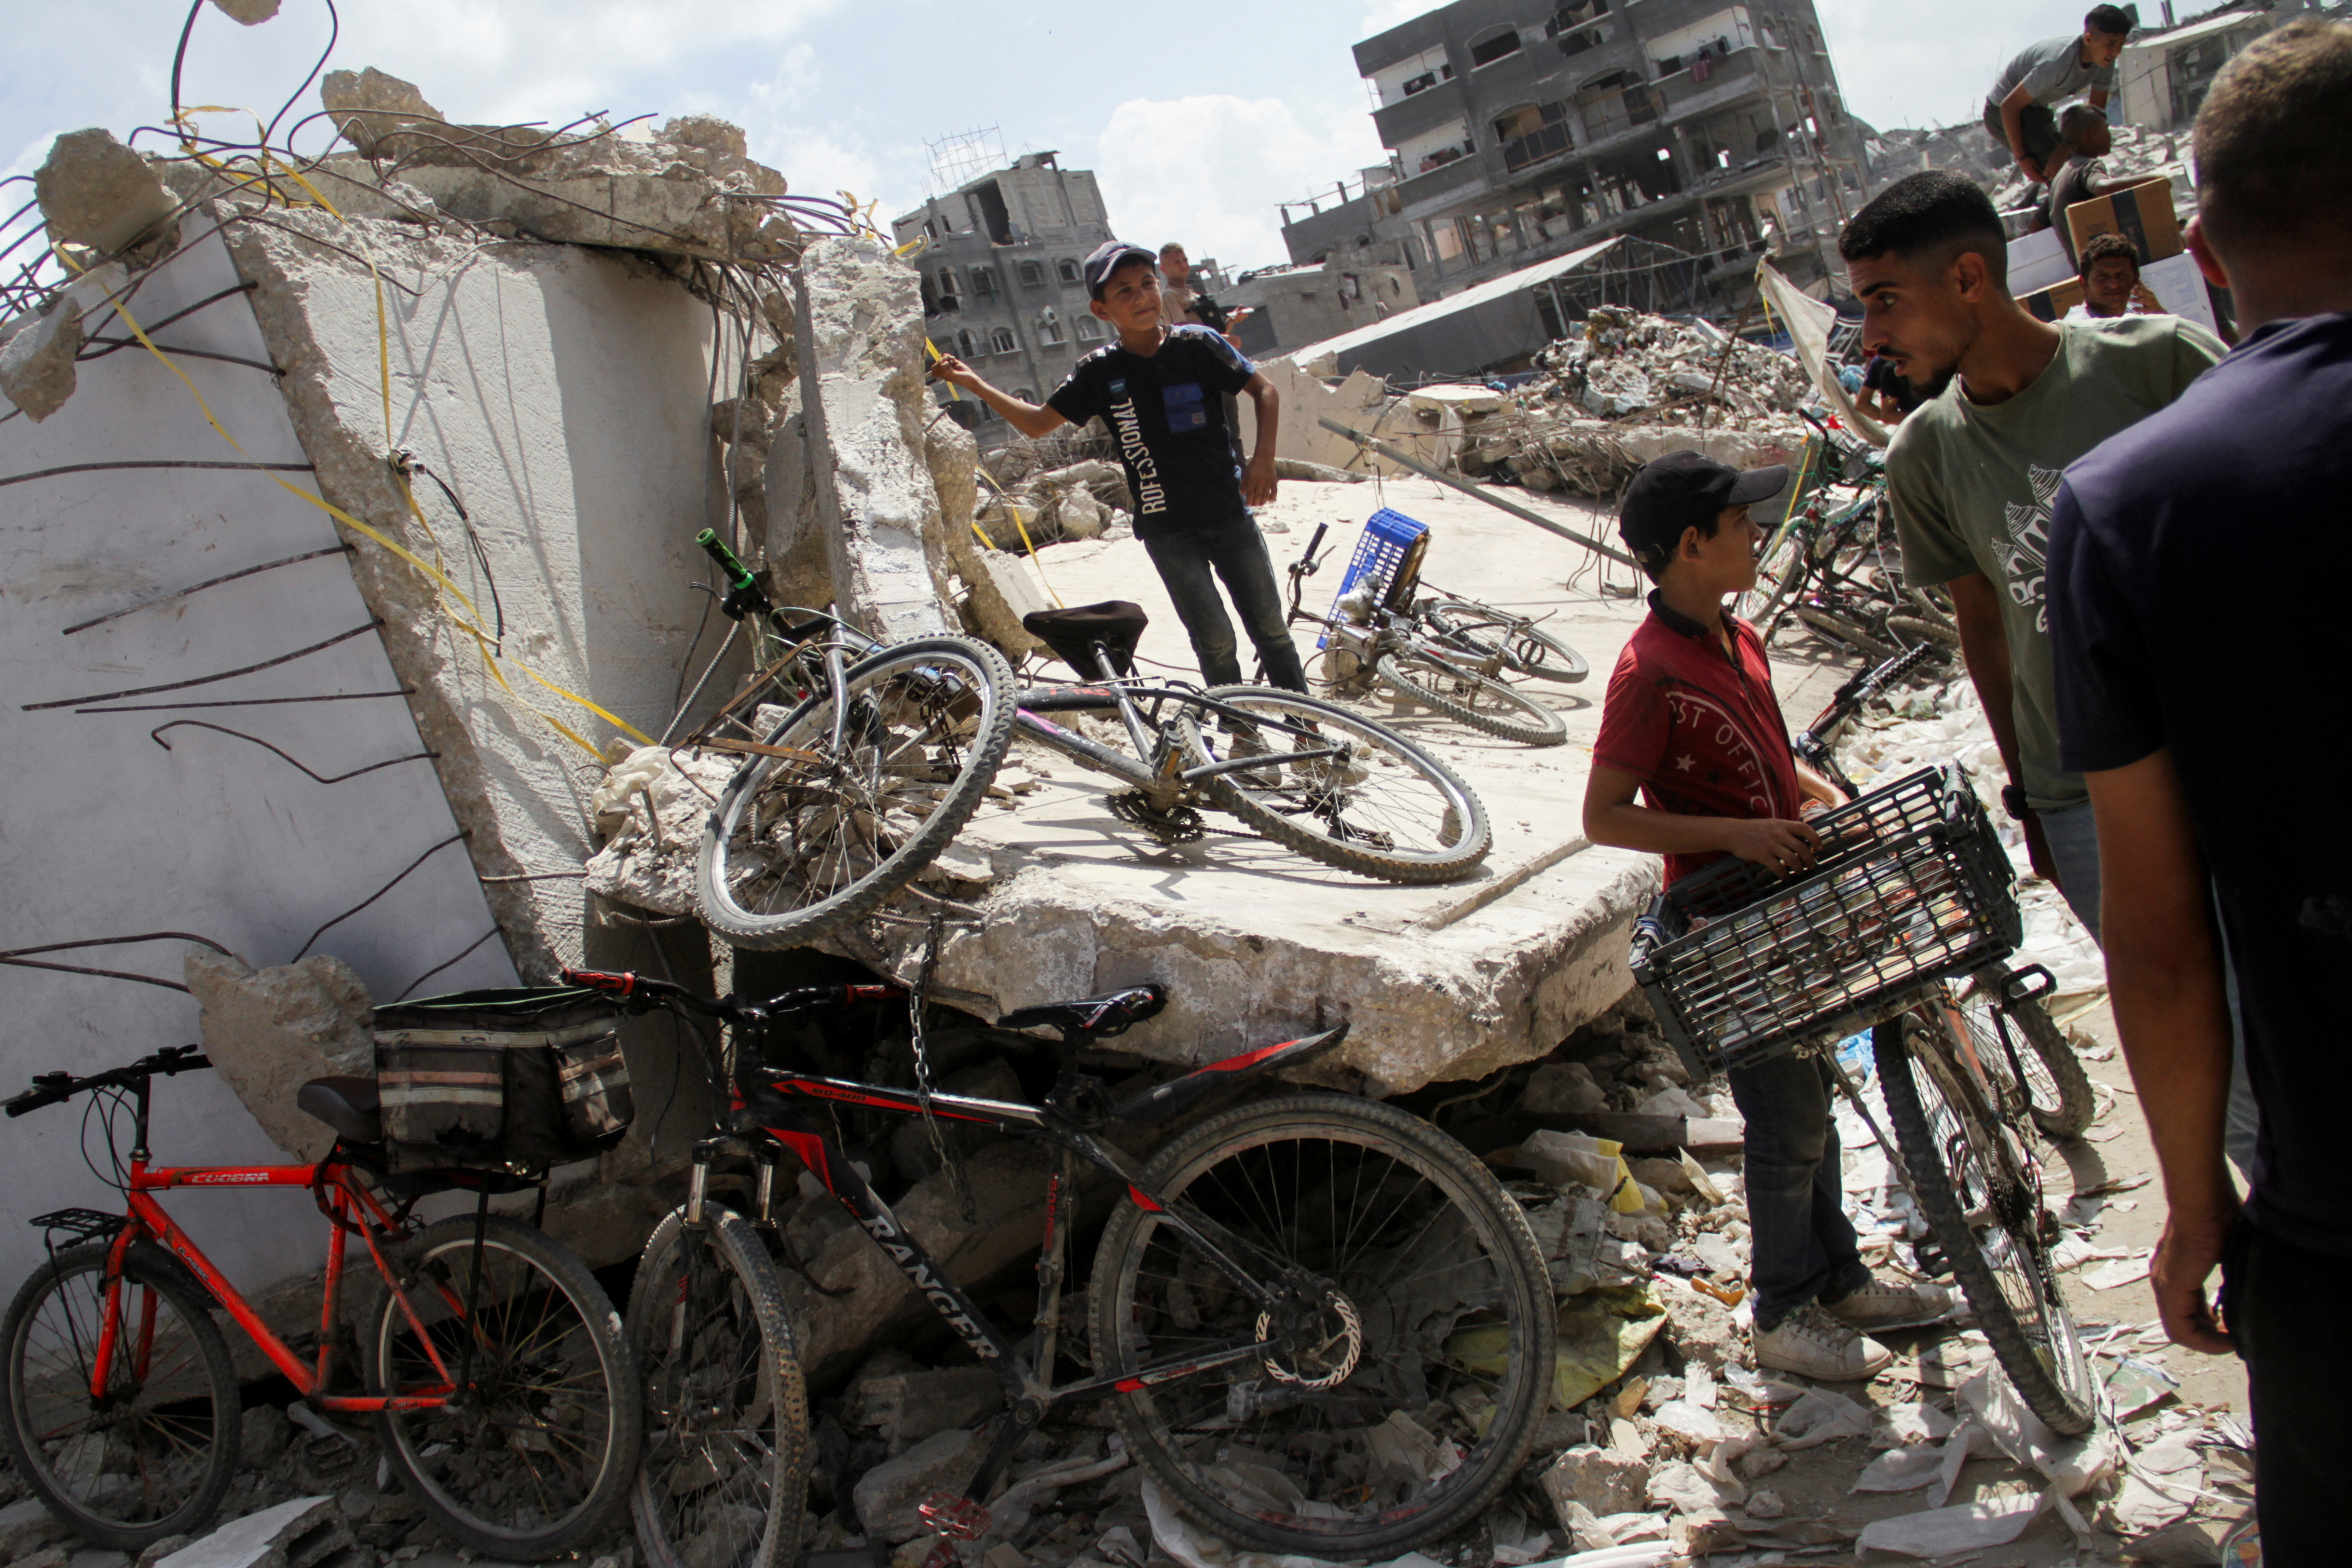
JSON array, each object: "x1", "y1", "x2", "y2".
[
  {"x1": 1374, "y1": 649, "x2": 1568, "y2": 747},
  {"x1": 366, "y1": 1215, "x2": 641, "y2": 1559},
  {"x1": 1421, "y1": 601, "x2": 1589, "y2": 683},
  {"x1": 1956, "y1": 984, "x2": 2095, "y2": 1142},
  {"x1": 0, "y1": 1241, "x2": 239, "y2": 1550},
  {"x1": 1741, "y1": 532, "x2": 1811, "y2": 628},
  {"x1": 1886, "y1": 614, "x2": 1961, "y2": 652},
  {"x1": 696, "y1": 637, "x2": 1016, "y2": 949},
  {"x1": 1088, "y1": 1095, "x2": 1555, "y2": 1560},
  {"x1": 1176, "y1": 687, "x2": 1490, "y2": 883},
  {"x1": 630, "y1": 1206, "x2": 810, "y2": 1568},
  {"x1": 1792, "y1": 603, "x2": 1901, "y2": 663},
  {"x1": 1873, "y1": 1012, "x2": 2097, "y2": 1435}
]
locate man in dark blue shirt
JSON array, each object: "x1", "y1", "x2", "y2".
[
  {"x1": 930, "y1": 240, "x2": 1306, "y2": 691},
  {"x1": 2045, "y1": 21, "x2": 2352, "y2": 1562}
]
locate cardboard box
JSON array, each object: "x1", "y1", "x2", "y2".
[
  {"x1": 2065, "y1": 176, "x2": 2183, "y2": 267},
  {"x1": 2021, "y1": 278, "x2": 2086, "y2": 322}
]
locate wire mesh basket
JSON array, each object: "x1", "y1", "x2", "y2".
[
  {"x1": 1628, "y1": 764, "x2": 2022, "y2": 1079},
  {"x1": 1319, "y1": 508, "x2": 1428, "y2": 649}
]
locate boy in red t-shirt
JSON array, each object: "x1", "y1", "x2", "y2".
[{"x1": 1583, "y1": 450, "x2": 1949, "y2": 1380}]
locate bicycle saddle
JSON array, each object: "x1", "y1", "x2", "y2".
[
  {"x1": 997, "y1": 984, "x2": 1167, "y2": 1038},
  {"x1": 1024, "y1": 601, "x2": 1147, "y2": 678},
  {"x1": 298, "y1": 1076, "x2": 383, "y2": 1144}
]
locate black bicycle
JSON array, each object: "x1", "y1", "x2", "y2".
[{"x1": 562, "y1": 964, "x2": 1557, "y2": 1565}]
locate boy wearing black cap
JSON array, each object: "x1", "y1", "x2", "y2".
[
  {"x1": 1583, "y1": 451, "x2": 1950, "y2": 1381},
  {"x1": 929, "y1": 240, "x2": 1306, "y2": 692}
]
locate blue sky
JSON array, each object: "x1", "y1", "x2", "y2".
[{"x1": 4, "y1": 0, "x2": 2090, "y2": 275}]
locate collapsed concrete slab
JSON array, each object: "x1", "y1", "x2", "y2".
[{"x1": 185, "y1": 952, "x2": 376, "y2": 1162}]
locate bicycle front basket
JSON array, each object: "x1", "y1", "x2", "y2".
[
  {"x1": 1627, "y1": 764, "x2": 2021, "y2": 1079},
  {"x1": 372, "y1": 987, "x2": 633, "y2": 1173}
]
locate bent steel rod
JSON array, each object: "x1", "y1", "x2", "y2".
[{"x1": 1315, "y1": 416, "x2": 1637, "y2": 568}]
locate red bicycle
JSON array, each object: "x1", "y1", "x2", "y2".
[{"x1": 0, "y1": 1046, "x2": 639, "y2": 1556}]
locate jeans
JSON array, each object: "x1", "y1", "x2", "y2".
[
  {"x1": 2040, "y1": 797, "x2": 2261, "y2": 1180},
  {"x1": 1727, "y1": 1051, "x2": 1869, "y2": 1330},
  {"x1": 2222, "y1": 1217, "x2": 2352, "y2": 1565},
  {"x1": 1142, "y1": 516, "x2": 1308, "y2": 693}
]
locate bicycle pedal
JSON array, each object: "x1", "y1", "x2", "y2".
[{"x1": 916, "y1": 1493, "x2": 989, "y2": 1541}]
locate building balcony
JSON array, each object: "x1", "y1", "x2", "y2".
[
  {"x1": 1391, "y1": 148, "x2": 1491, "y2": 217},
  {"x1": 1500, "y1": 119, "x2": 1575, "y2": 175}
]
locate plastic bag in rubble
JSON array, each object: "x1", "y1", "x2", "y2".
[
  {"x1": 1142, "y1": 1477, "x2": 1449, "y2": 1568},
  {"x1": 590, "y1": 745, "x2": 688, "y2": 836},
  {"x1": 1449, "y1": 1284, "x2": 1667, "y2": 1410}
]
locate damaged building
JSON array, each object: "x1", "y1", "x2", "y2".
[{"x1": 1278, "y1": 0, "x2": 1873, "y2": 313}]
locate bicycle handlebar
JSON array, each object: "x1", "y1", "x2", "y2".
[
  {"x1": 5, "y1": 1045, "x2": 211, "y2": 1119},
  {"x1": 559, "y1": 968, "x2": 903, "y2": 1022},
  {"x1": 695, "y1": 529, "x2": 759, "y2": 596}
]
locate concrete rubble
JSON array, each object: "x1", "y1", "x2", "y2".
[{"x1": 184, "y1": 952, "x2": 376, "y2": 1163}]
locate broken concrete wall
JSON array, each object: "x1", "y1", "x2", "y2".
[
  {"x1": 219, "y1": 206, "x2": 751, "y2": 981},
  {"x1": 790, "y1": 238, "x2": 957, "y2": 640},
  {"x1": 0, "y1": 230, "x2": 517, "y2": 1299}
]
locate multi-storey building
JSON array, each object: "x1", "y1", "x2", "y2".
[
  {"x1": 891, "y1": 153, "x2": 1118, "y2": 449},
  {"x1": 1281, "y1": 0, "x2": 1872, "y2": 307}
]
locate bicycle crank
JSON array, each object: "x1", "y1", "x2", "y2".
[{"x1": 1107, "y1": 791, "x2": 1208, "y2": 844}]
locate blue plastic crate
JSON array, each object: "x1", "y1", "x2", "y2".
[{"x1": 1319, "y1": 509, "x2": 1428, "y2": 649}]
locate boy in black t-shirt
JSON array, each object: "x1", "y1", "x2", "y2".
[{"x1": 929, "y1": 240, "x2": 1307, "y2": 692}]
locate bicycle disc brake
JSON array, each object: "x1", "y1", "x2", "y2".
[
  {"x1": 1108, "y1": 791, "x2": 1207, "y2": 844},
  {"x1": 1254, "y1": 1286, "x2": 1364, "y2": 1390}
]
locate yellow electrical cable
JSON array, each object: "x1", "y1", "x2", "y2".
[{"x1": 79, "y1": 257, "x2": 651, "y2": 754}]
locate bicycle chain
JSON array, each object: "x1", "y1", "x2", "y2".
[
  {"x1": 1106, "y1": 791, "x2": 1210, "y2": 844},
  {"x1": 910, "y1": 914, "x2": 975, "y2": 1224}
]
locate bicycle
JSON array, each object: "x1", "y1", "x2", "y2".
[
  {"x1": 1792, "y1": 645, "x2": 2093, "y2": 1141},
  {"x1": 1631, "y1": 763, "x2": 2099, "y2": 1436},
  {"x1": 0, "y1": 1048, "x2": 640, "y2": 1556},
  {"x1": 687, "y1": 532, "x2": 1492, "y2": 950},
  {"x1": 1277, "y1": 524, "x2": 1573, "y2": 747},
  {"x1": 560, "y1": 963, "x2": 1559, "y2": 1563}
]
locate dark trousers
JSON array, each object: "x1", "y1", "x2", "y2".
[
  {"x1": 2223, "y1": 1218, "x2": 2352, "y2": 1564},
  {"x1": 1981, "y1": 98, "x2": 2061, "y2": 174},
  {"x1": 1728, "y1": 1051, "x2": 1868, "y2": 1330},
  {"x1": 1142, "y1": 516, "x2": 1308, "y2": 693}
]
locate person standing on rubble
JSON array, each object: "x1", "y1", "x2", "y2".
[
  {"x1": 926, "y1": 240, "x2": 1308, "y2": 693},
  {"x1": 1984, "y1": 6, "x2": 2133, "y2": 188},
  {"x1": 2045, "y1": 23, "x2": 2352, "y2": 1564},
  {"x1": 1582, "y1": 453, "x2": 1953, "y2": 1383},
  {"x1": 1839, "y1": 171, "x2": 2223, "y2": 939}
]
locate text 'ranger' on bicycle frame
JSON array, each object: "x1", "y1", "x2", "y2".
[{"x1": 927, "y1": 239, "x2": 1310, "y2": 695}]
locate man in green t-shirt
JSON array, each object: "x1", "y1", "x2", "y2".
[{"x1": 1838, "y1": 171, "x2": 2223, "y2": 935}]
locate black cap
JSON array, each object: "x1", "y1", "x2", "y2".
[
  {"x1": 1617, "y1": 450, "x2": 1789, "y2": 570},
  {"x1": 1081, "y1": 240, "x2": 1157, "y2": 299}
]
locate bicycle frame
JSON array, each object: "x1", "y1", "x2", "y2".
[
  {"x1": 719, "y1": 1067, "x2": 1293, "y2": 1411},
  {"x1": 1011, "y1": 678, "x2": 1346, "y2": 807},
  {"x1": 97, "y1": 1158, "x2": 479, "y2": 1415}
]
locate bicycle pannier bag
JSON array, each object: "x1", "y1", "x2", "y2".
[{"x1": 372, "y1": 987, "x2": 633, "y2": 1170}]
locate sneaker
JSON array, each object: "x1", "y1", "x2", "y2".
[
  {"x1": 1752, "y1": 1303, "x2": 1893, "y2": 1381},
  {"x1": 1821, "y1": 1277, "x2": 1955, "y2": 1333}
]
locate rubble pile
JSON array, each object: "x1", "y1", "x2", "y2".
[
  {"x1": 1451, "y1": 307, "x2": 1812, "y2": 498},
  {"x1": 1986, "y1": 121, "x2": 2193, "y2": 221}
]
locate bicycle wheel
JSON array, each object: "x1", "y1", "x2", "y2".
[
  {"x1": 1421, "y1": 601, "x2": 1589, "y2": 683},
  {"x1": 1088, "y1": 1095, "x2": 1554, "y2": 1560},
  {"x1": 1374, "y1": 649, "x2": 1568, "y2": 747},
  {"x1": 0, "y1": 1241, "x2": 238, "y2": 1550},
  {"x1": 1886, "y1": 614, "x2": 1960, "y2": 652},
  {"x1": 1176, "y1": 687, "x2": 1490, "y2": 883},
  {"x1": 1792, "y1": 602, "x2": 1900, "y2": 663},
  {"x1": 696, "y1": 637, "x2": 1016, "y2": 949},
  {"x1": 630, "y1": 1206, "x2": 810, "y2": 1568},
  {"x1": 1954, "y1": 983, "x2": 2095, "y2": 1142},
  {"x1": 1873, "y1": 1012, "x2": 2097, "y2": 1435},
  {"x1": 367, "y1": 1215, "x2": 641, "y2": 1558},
  {"x1": 1738, "y1": 527, "x2": 1811, "y2": 628}
]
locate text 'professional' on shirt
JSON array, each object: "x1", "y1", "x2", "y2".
[{"x1": 1046, "y1": 325, "x2": 1258, "y2": 540}]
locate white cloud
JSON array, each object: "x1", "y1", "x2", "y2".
[
  {"x1": 1359, "y1": 0, "x2": 1436, "y2": 38},
  {"x1": 1091, "y1": 94, "x2": 1387, "y2": 273},
  {"x1": 1816, "y1": 0, "x2": 2082, "y2": 134}
]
